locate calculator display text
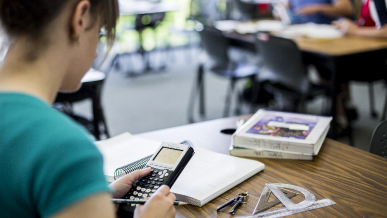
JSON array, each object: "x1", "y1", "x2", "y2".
[{"x1": 153, "y1": 148, "x2": 183, "y2": 165}]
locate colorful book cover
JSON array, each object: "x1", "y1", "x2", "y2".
[
  {"x1": 234, "y1": 109, "x2": 332, "y2": 145},
  {"x1": 246, "y1": 114, "x2": 317, "y2": 140}
]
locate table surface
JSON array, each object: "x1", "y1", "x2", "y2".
[
  {"x1": 289, "y1": 35, "x2": 387, "y2": 56},
  {"x1": 221, "y1": 22, "x2": 387, "y2": 56},
  {"x1": 138, "y1": 116, "x2": 387, "y2": 217}
]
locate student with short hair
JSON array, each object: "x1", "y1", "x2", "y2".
[{"x1": 0, "y1": 0, "x2": 175, "y2": 217}]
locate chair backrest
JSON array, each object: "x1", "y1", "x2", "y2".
[
  {"x1": 255, "y1": 33, "x2": 309, "y2": 94},
  {"x1": 369, "y1": 120, "x2": 387, "y2": 158},
  {"x1": 198, "y1": 25, "x2": 230, "y2": 71}
]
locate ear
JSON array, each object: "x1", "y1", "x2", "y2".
[{"x1": 70, "y1": 0, "x2": 91, "y2": 41}]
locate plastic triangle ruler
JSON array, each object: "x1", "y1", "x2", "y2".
[
  {"x1": 252, "y1": 187, "x2": 298, "y2": 214},
  {"x1": 236, "y1": 183, "x2": 335, "y2": 218}
]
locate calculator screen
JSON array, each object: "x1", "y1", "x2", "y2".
[{"x1": 153, "y1": 148, "x2": 183, "y2": 165}]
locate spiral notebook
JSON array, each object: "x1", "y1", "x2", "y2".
[{"x1": 95, "y1": 133, "x2": 265, "y2": 207}]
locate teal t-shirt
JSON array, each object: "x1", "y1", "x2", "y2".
[{"x1": 0, "y1": 93, "x2": 111, "y2": 217}]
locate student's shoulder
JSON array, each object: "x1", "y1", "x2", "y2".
[{"x1": 0, "y1": 93, "x2": 96, "y2": 152}]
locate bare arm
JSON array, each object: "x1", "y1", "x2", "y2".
[
  {"x1": 297, "y1": 0, "x2": 354, "y2": 17},
  {"x1": 334, "y1": 19, "x2": 387, "y2": 38},
  {"x1": 52, "y1": 193, "x2": 116, "y2": 218}
]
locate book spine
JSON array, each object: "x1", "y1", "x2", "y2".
[
  {"x1": 230, "y1": 148, "x2": 313, "y2": 160},
  {"x1": 233, "y1": 136, "x2": 314, "y2": 153}
]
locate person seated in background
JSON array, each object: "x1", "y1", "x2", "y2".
[
  {"x1": 0, "y1": 0, "x2": 175, "y2": 217},
  {"x1": 334, "y1": 0, "x2": 387, "y2": 37},
  {"x1": 279, "y1": 0, "x2": 354, "y2": 24}
]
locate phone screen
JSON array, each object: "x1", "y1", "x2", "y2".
[{"x1": 153, "y1": 147, "x2": 183, "y2": 165}]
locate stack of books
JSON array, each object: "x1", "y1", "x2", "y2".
[{"x1": 230, "y1": 109, "x2": 332, "y2": 160}]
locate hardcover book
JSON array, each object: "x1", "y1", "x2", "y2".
[{"x1": 232, "y1": 109, "x2": 332, "y2": 154}]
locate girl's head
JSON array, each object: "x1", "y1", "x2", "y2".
[
  {"x1": 0, "y1": 0, "x2": 119, "y2": 45},
  {"x1": 0, "y1": 0, "x2": 119, "y2": 92}
]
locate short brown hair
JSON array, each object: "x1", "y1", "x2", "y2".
[{"x1": 0, "y1": 0, "x2": 119, "y2": 46}]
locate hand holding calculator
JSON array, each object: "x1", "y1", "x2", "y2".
[{"x1": 120, "y1": 142, "x2": 195, "y2": 213}]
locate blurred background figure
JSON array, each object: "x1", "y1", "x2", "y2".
[
  {"x1": 334, "y1": 0, "x2": 387, "y2": 38},
  {"x1": 274, "y1": 0, "x2": 354, "y2": 24}
]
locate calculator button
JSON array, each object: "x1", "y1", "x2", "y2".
[
  {"x1": 146, "y1": 189, "x2": 151, "y2": 193},
  {"x1": 138, "y1": 193, "x2": 143, "y2": 197},
  {"x1": 158, "y1": 179, "x2": 164, "y2": 182},
  {"x1": 130, "y1": 196, "x2": 135, "y2": 200},
  {"x1": 159, "y1": 175, "x2": 164, "y2": 179},
  {"x1": 151, "y1": 173, "x2": 156, "y2": 177},
  {"x1": 131, "y1": 204, "x2": 135, "y2": 206},
  {"x1": 141, "y1": 188, "x2": 146, "y2": 192},
  {"x1": 158, "y1": 172, "x2": 163, "y2": 175},
  {"x1": 143, "y1": 194, "x2": 148, "y2": 197},
  {"x1": 163, "y1": 170, "x2": 167, "y2": 173},
  {"x1": 152, "y1": 189, "x2": 157, "y2": 192},
  {"x1": 164, "y1": 173, "x2": 169, "y2": 177},
  {"x1": 136, "y1": 187, "x2": 141, "y2": 190},
  {"x1": 154, "y1": 186, "x2": 159, "y2": 189},
  {"x1": 157, "y1": 182, "x2": 162, "y2": 185},
  {"x1": 133, "y1": 191, "x2": 138, "y2": 195},
  {"x1": 135, "y1": 198, "x2": 140, "y2": 200},
  {"x1": 153, "y1": 178, "x2": 158, "y2": 181}
]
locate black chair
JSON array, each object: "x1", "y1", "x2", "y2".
[
  {"x1": 255, "y1": 32, "x2": 355, "y2": 145},
  {"x1": 255, "y1": 33, "x2": 328, "y2": 112},
  {"x1": 54, "y1": 42, "x2": 113, "y2": 140},
  {"x1": 188, "y1": 25, "x2": 259, "y2": 123},
  {"x1": 369, "y1": 120, "x2": 387, "y2": 158}
]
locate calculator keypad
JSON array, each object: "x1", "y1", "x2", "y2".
[{"x1": 123, "y1": 168, "x2": 172, "y2": 208}]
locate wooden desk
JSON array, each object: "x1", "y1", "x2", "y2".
[
  {"x1": 225, "y1": 31, "x2": 387, "y2": 139},
  {"x1": 138, "y1": 116, "x2": 387, "y2": 217}
]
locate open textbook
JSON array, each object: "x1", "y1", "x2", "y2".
[{"x1": 95, "y1": 133, "x2": 265, "y2": 207}]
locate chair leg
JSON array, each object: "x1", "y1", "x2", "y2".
[
  {"x1": 369, "y1": 82, "x2": 378, "y2": 118},
  {"x1": 91, "y1": 82, "x2": 110, "y2": 140},
  {"x1": 224, "y1": 78, "x2": 236, "y2": 117},
  {"x1": 199, "y1": 66, "x2": 205, "y2": 119},
  {"x1": 381, "y1": 88, "x2": 387, "y2": 121},
  {"x1": 249, "y1": 77, "x2": 260, "y2": 114},
  {"x1": 92, "y1": 96, "x2": 101, "y2": 140},
  {"x1": 188, "y1": 64, "x2": 205, "y2": 123}
]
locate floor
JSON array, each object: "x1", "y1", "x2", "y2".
[{"x1": 73, "y1": 47, "x2": 387, "y2": 152}]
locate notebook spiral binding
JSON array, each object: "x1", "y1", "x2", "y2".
[
  {"x1": 113, "y1": 140, "x2": 194, "y2": 180},
  {"x1": 114, "y1": 155, "x2": 152, "y2": 180}
]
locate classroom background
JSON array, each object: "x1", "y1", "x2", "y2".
[{"x1": 51, "y1": 0, "x2": 386, "y2": 152}]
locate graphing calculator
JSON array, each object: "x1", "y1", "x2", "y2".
[{"x1": 120, "y1": 142, "x2": 195, "y2": 213}]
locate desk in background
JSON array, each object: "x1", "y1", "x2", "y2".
[
  {"x1": 222, "y1": 26, "x2": 387, "y2": 139},
  {"x1": 138, "y1": 116, "x2": 387, "y2": 217}
]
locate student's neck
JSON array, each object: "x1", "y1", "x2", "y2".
[{"x1": 0, "y1": 40, "x2": 68, "y2": 104}]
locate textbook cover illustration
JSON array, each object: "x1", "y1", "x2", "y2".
[
  {"x1": 232, "y1": 109, "x2": 332, "y2": 153},
  {"x1": 246, "y1": 113, "x2": 317, "y2": 139}
]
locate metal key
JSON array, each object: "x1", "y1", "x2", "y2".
[{"x1": 229, "y1": 192, "x2": 249, "y2": 215}]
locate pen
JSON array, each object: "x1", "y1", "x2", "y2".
[{"x1": 112, "y1": 198, "x2": 188, "y2": 205}]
